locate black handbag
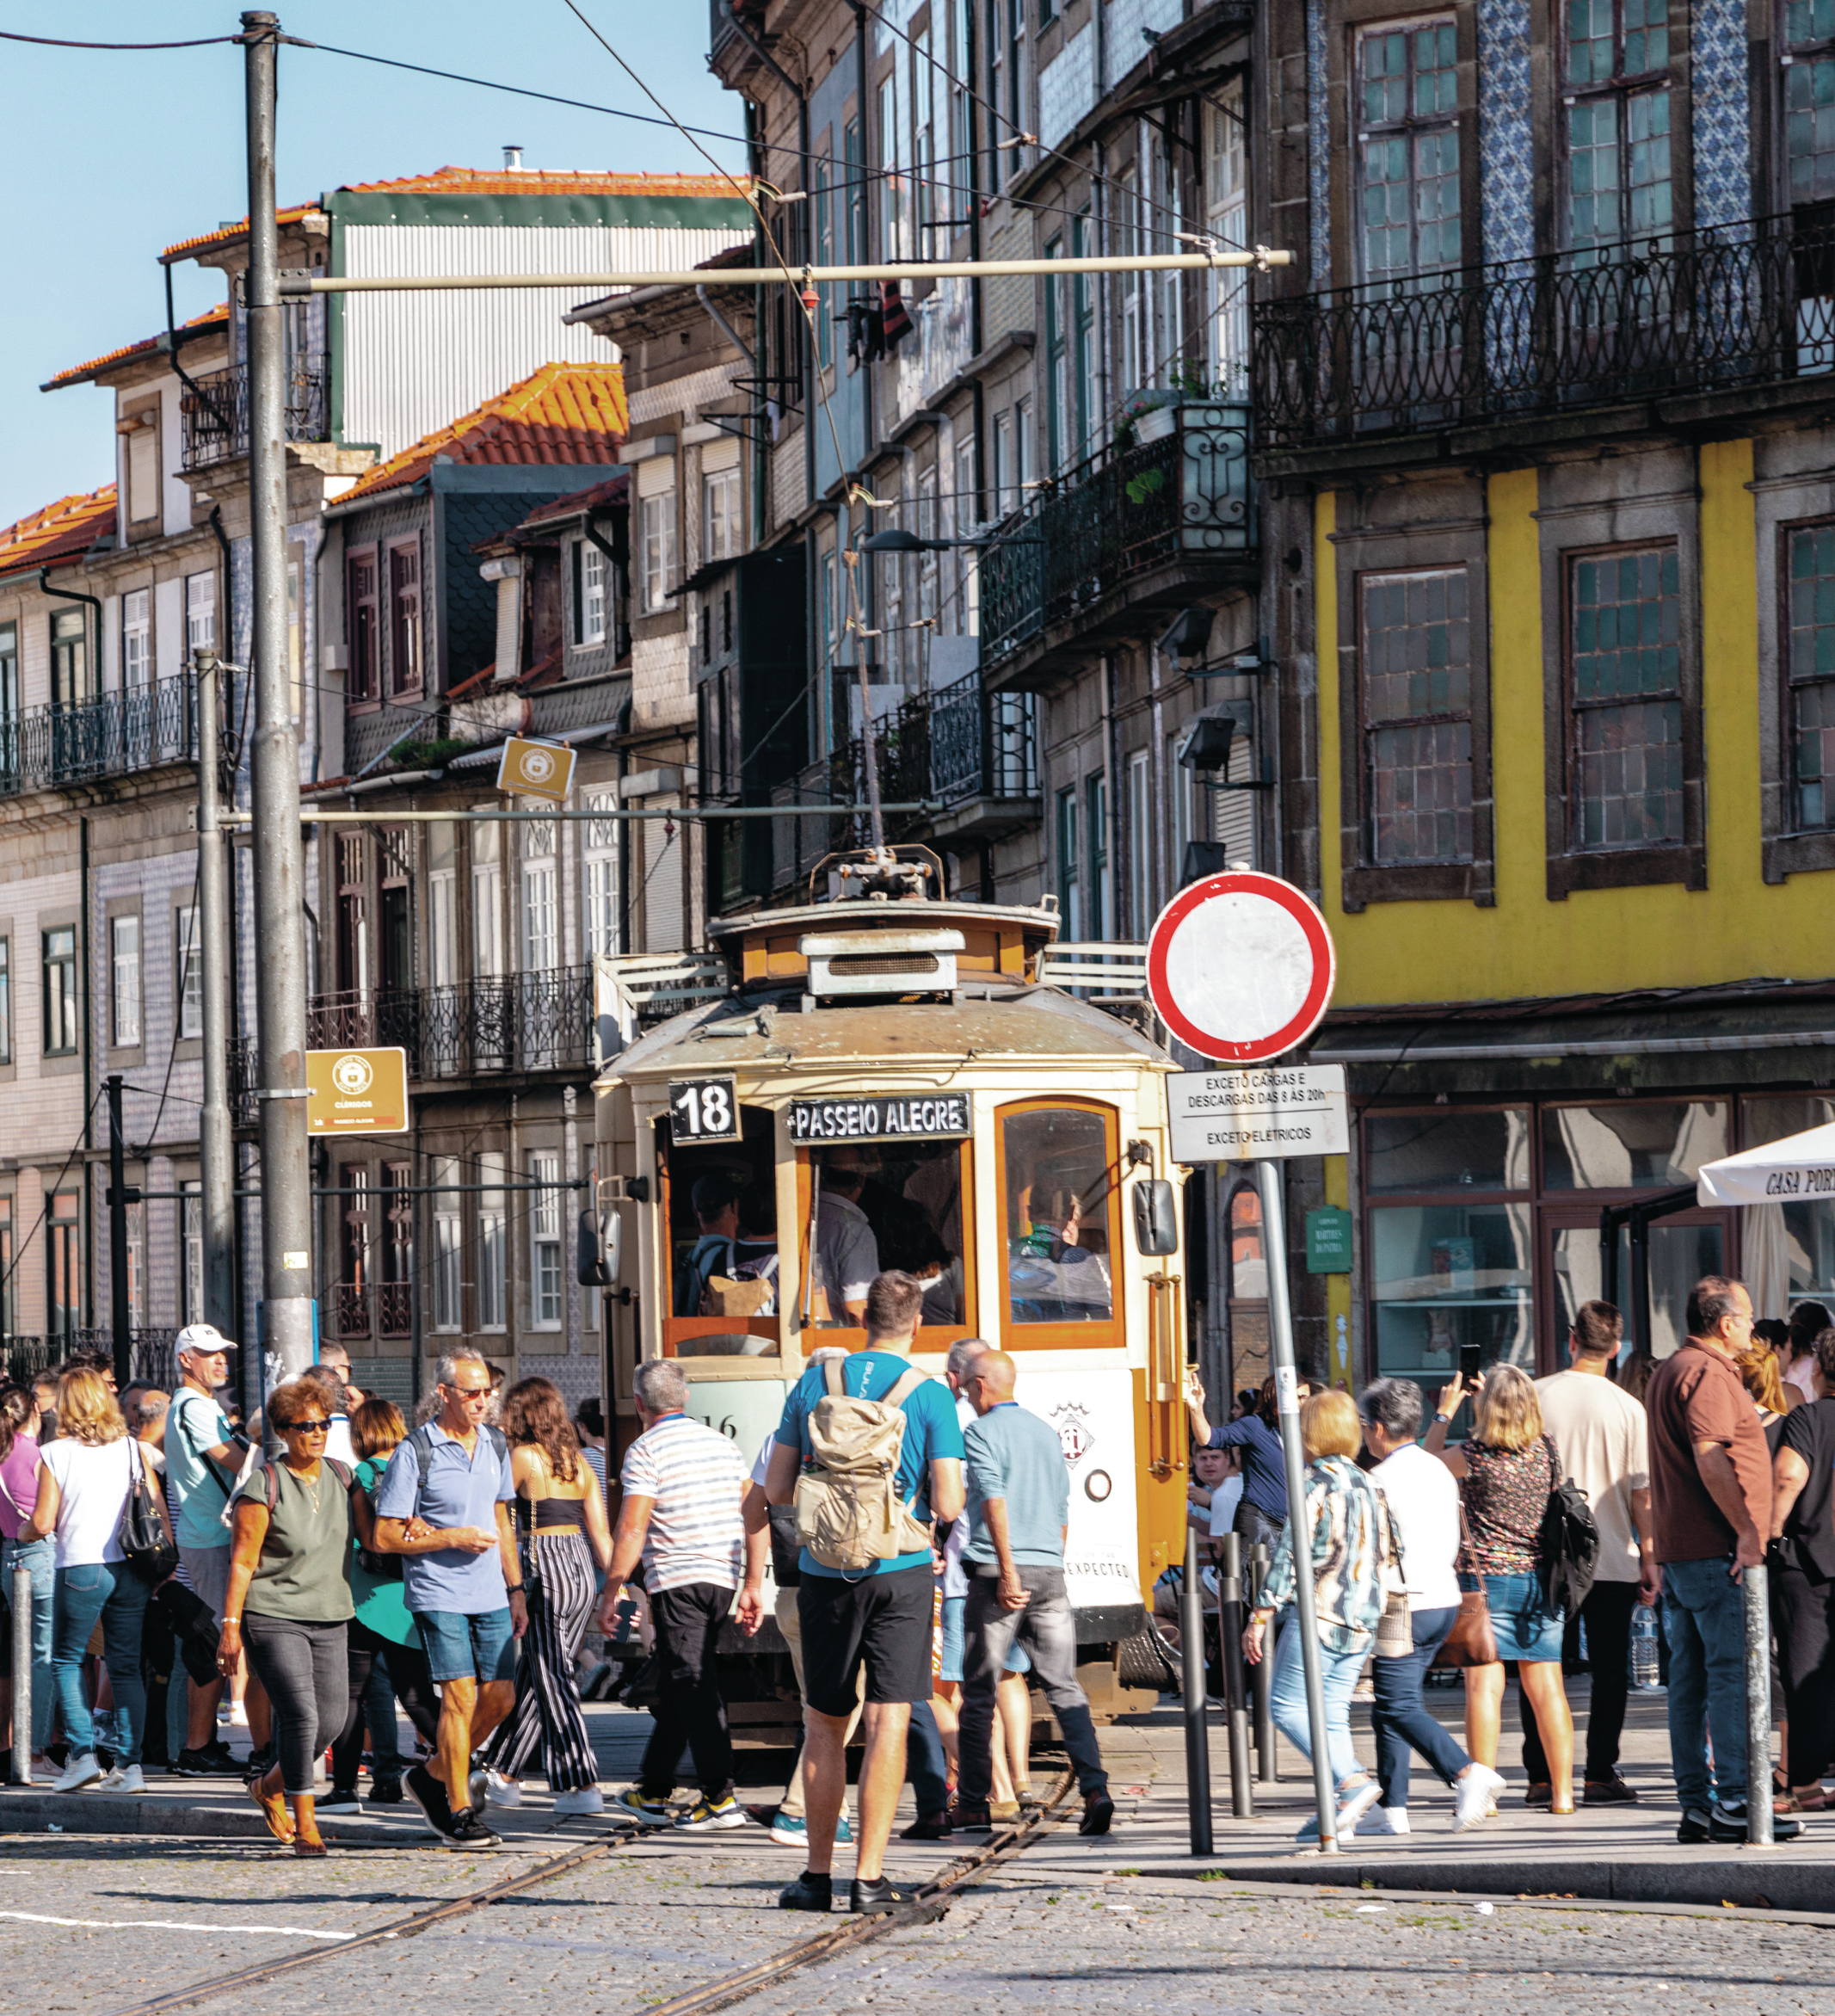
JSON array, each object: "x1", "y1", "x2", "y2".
[
  {"x1": 118, "y1": 1440, "x2": 179, "y2": 1585},
  {"x1": 1536, "y1": 1434, "x2": 1600, "y2": 1618}
]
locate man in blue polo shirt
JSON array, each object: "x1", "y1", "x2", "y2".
[
  {"x1": 765, "y1": 1270, "x2": 963, "y2": 1916},
  {"x1": 375, "y1": 1351, "x2": 526, "y2": 1849}
]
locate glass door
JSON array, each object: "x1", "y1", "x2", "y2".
[{"x1": 1543, "y1": 1205, "x2": 1729, "y2": 1366}]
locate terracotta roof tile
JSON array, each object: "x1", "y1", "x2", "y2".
[
  {"x1": 160, "y1": 203, "x2": 318, "y2": 264},
  {"x1": 42, "y1": 304, "x2": 230, "y2": 392},
  {"x1": 0, "y1": 484, "x2": 118, "y2": 580},
  {"x1": 335, "y1": 361, "x2": 629, "y2": 507}
]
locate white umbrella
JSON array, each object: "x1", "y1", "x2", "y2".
[{"x1": 1695, "y1": 1121, "x2": 1835, "y2": 1207}]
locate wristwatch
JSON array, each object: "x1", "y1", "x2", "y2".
[{"x1": 1432, "y1": 1410, "x2": 1450, "y2": 1424}]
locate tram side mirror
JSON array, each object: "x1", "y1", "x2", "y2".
[
  {"x1": 1132, "y1": 1179, "x2": 1179, "y2": 1256},
  {"x1": 578, "y1": 1209, "x2": 621, "y2": 1287}
]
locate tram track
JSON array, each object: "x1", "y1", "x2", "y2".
[{"x1": 107, "y1": 1772, "x2": 1075, "y2": 2016}]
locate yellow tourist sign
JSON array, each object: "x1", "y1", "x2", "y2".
[{"x1": 305, "y1": 1046, "x2": 409, "y2": 1136}]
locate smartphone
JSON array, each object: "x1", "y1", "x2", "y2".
[{"x1": 1459, "y1": 1346, "x2": 1482, "y2": 1384}]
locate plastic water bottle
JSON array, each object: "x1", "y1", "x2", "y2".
[{"x1": 1630, "y1": 1602, "x2": 1662, "y2": 1690}]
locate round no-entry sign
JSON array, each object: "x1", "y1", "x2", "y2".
[{"x1": 1145, "y1": 871, "x2": 1336, "y2": 1063}]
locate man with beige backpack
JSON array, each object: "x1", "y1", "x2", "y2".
[{"x1": 764, "y1": 1270, "x2": 964, "y2": 1914}]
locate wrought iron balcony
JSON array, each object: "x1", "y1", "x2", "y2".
[
  {"x1": 180, "y1": 354, "x2": 330, "y2": 471},
  {"x1": 977, "y1": 402, "x2": 1253, "y2": 669},
  {"x1": 1253, "y1": 214, "x2": 1835, "y2": 451},
  {"x1": 927, "y1": 669, "x2": 1038, "y2": 809},
  {"x1": 310, "y1": 968, "x2": 598, "y2": 1081},
  {"x1": 0, "y1": 674, "x2": 196, "y2": 798}
]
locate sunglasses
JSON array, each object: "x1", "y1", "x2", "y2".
[
  {"x1": 446, "y1": 1384, "x2": 492, "y2": 1399},
  {"x1": 289, "y1": 1419, "x2": 331, "y2": 1433}
]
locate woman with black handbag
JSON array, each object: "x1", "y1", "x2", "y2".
[{"x1": 22, "y1": 1366, "x2": 174, "y2": 1796}]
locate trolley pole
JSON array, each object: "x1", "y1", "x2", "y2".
[
  {"x1": 243, "y1": 11, "x2": 314, "y2": 1382},
  {"x1": 1745, "y1": 1564, "x2": 1775, "y2": 1846},
  {"x1": 196, "y1": 655, "x2": 236, "y2": 1335},
  {"x1": 1255, "y1": 1158, "x2": 1339, "y2": 1850},
  {"x1": 1179, "y1": 1523, "x2": 1214, "y2": 1855}
]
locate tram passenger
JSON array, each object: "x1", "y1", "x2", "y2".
[
  {"x1": 675, "y1": 1175, "x2": 778, "y2": 1353},
  {"x1": 1010, "y1": 1187, "x2": 1112, "y2": 1323},
  {"x1": 815, "y1": 1151, "x2": 881, "y2": 1324}
]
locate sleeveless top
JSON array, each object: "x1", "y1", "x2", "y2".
[{"x1": 1459, "y1": 1434, "x2": 1559, "y2": 1576}]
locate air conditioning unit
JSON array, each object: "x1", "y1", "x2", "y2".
[{"x1": 800, "y1": 928, "x2": 964, "y2": 999}]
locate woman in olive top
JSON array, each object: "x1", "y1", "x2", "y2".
[
  {"x1": 325, "y1": 1400, "x2": 442, "y2": 1810},
  {"x1": 218, "y1": 1378, "x2": 375, "y2": 1854}
]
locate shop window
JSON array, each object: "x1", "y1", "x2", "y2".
[
  {"x1": 1365, "y1": 1107, "x2": 1531, "y2": 1193},
  {"x1": 996, "y1": 1100, "x2": 1120, "y2": 1346},
  {"x1": 1540, "y1": 1100, "x2": 1726, "y2": 1189}
]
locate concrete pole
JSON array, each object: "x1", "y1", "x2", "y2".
[
  {"x1": 107, "y1": 1075, "x2": 131, "y2": 1388},
  {"x1": 9, "y1": 1565, "x2": 28, "y2": 1779},
  {"x1": 243, "y1": 11, "x2": 313, "y2": 1380},
  {"x1": 196, "y1": 656, "x2": 236, "y2": 1335},
  {"x1": 1256, "y1": 1157, "x2": 1339, "y2": 1850},
  {"x1": 1745, "y1": 1563, "x2": 1775, "y2": 1846},
  {"x1": 1179, "y1": 1522, "x2": 1214, "y2": 1855}
]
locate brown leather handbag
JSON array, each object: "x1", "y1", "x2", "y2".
[{"x1": 1428, "y1": 1502, "x2": 1498, "y2": 1669}]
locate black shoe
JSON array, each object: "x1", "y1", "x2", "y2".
[
  {"x1": 369, "y1": 1776, "x2": 403, "y2": 1806},
  {"x1": 441, "y1": 1805, "x2": 502, "y2": 1851},
  {"x1": 1584, "y1": 1776, "x2": 1637, "y2": 1805},
  {"x1": 1709, "y1": 1799, "x2": 1804, "y2": 1844},
  {"x1": 849, "y1": 1875, "x2": 908, "y2": 1914},
  {"x1": 317, "y1": 1791, "x2": 362, "y2": 1815},
  {"x1": 1524, "y1": 1781, "x2": 1552, "y2": 1809},
  {"x1": 900, "y1": 1811, "x2": 953, "y2": 1841},
  {"x1": 406, "y1": 1762, "x2": 456, "y2": 1837},
  {"x1": 945, "y1": 1797, "x2": 992, "y2": 1831},
  {"x1": 1678, "y1": 1805, "x2": 1713, "y2": 1843},
  {"x1": 1079, "y1": 1791, "x2": 1116, "y2": 1837},
  {"x1": 778, "y1": 1870, "x2": 834, "y2": 1913},
  {"x1": 174, "y1": 1745, "x2": 239, "y2": 1779},
  {"x1": 743, "y1": 1802, "x2": 779, "y2": 1830},
  {"x1": 242, "y1": 1742, "x2": 277, "y2": 1785}
]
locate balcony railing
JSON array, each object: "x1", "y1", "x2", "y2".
[
  {"x1": 927, "y1": 670, "x2": 1038, "y2": 807},
  {"x1": 181, "y1": 354, "x2": 330, "y2": 471},
  {"x1": 1253, "y1": 213, "x2": 1835, "y2": 449},
  {"x1": 0, "y1": 673, "x2": 195, "y2": 798},
  {"x1": 977, "y1": 402, "x2": 1253, "y2": 667},
  {"x1": 4, "y1": 1329, "x2": 181, "y2": 1385},
  {"x1": 309, "y1": 967, "x2": 597, "y2": 1080}
]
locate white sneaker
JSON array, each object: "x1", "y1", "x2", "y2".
[
  {"x1": 553, "y1": 1786, "x2": 603, "y2": 1817},
  {"x1": 54, "y1": 1752, "x2": 103, "y2": 1793},
  {"x1": 229, "y1": 1700, "x2": 249, "y2": 1728},
  {"x1": 1357, "y1": 1805, "x2": 1410, "y2": 1835},
  {"x1": 101, "y1": 1764, "x2": 146, "y2": 1794},
  {"x1": 1453, "y1": 1764, "x2": 1506, "y2": 1833},
  {"x1": 482, "y1": 1769, "x2": 523, "y2": 1809}
]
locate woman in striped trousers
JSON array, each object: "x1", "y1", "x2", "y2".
[{"x1": 479, "y1": 1381, "x2": 613, "y2": 1815}]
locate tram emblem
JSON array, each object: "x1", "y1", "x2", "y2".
[{"x1": 1052, "y1": 1403, "x2": 1095, "y2": 1466}]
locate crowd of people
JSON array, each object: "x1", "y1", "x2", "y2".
[{"x1": 1179, "y1": 1275, "x2": 1832, "y2": 1845}]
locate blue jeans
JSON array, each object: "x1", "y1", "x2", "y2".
[
  {"x1": 1370, "y1": 1603, "x2": 1470, "y2": 1807},
  {"x1": 1268, "y1": 1614, "x2": 1369, "y2": 1791},
  {"x1": 1663, "y1": 1556, "x2": 1751, "y2": 1810},
  {"x1": 52, "y1": 1562, "x2": 151, "y2": 1766},
  {"x1": 3, "y1": 1534, "x2": 56, "y2": 1753}
]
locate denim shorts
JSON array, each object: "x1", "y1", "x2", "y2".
[
  {"x1": 938, "y1": 1593, "x2": 1031, "y2": 1685},
  {"x1": 415, "y1": 1606, "x2": 516, "y2": 1685},
  {"x1": 1466, "y1": 1570, "x2": 1564, "y2": 1663}
]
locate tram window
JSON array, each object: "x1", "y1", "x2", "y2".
[
  {"x1": 802, "y1": 1138, "x2": 972, "y2": 1335},
  {"x1": 660, "y1": 1103, "x2": 779, "y2": 1356},
  {"x1": 999, "y1": 1102, "x2": 1118, "y2": 1336}
]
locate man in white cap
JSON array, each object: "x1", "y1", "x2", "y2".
[{"x1": 166, "y1": 1324, "x2": 249, "y2": 1775}]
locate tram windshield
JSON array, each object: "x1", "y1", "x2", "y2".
[
  {"x1": 661, "y1": 1104, "x2": 779, "y2": 1355},
  {"x1": 803, "y1": 1139, "x2": 971, "y2": 1333},
  {"x1": 1000, "y1": 1103, "x2": 1118, "y2": 1331}
]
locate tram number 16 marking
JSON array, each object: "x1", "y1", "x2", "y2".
[{"x1": 669, "y1": 1076, "x2": 740, "y2": 1143}]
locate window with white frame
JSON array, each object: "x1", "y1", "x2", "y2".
[
  {"x1": 1167, "y1": 729, "x2": 1195, "y2": 886},
  {"x1": 521, "y1": 818, "x2": 558, "y2": 973},
  {"x1": 993, "y1": 410, "x2": 1014, "y2": 518},
  {"x1": 579, "y1": 541, "x2": 607, "y2": 644},
  {"x1": 471, "y1": 821, "x2": 502, "y2": 977},
  {"x1": 185, "y1": 572, "x2": 214, "y2": 659},
  {"x1": 703, "y1": 467, "x2": 741, "y2": 564},
  {"x1": 432, "y1": 1155, "x2": 463, "y2": 1332},
  {"x1": 122, "y1": 589, "x2": 151, "y2": 691},
  {"x1": 639, "y1": 490, "x2": 677, "y2": 614},
  {"x1": 180, "y1": 1179, "x2": 201, "y2": 1325},
  {"x1": 175, "y1": 903, "x2": 202, "y2": 1039},
  {"x1": 913, "y1": 27, "x2": 934, "y2": 241},
  {"x1": 1205, "y1": 83, "x2": 1249, "y2": 395},
  {"x1": 582, "y1": 792, "x2": 620, "y2": 959},
  {"x1": 917, "y1": 465, "x2": 939, "y2": 632},
  {"x1": 428, "y1": 819, "x2": 457, "y2": 987},
  {"x1": 111, "y1": 915, "x2": 141, "y2": 1048},
  {"x1": 529, "y1": 1150, "x2": 563, "y2": 1327},
  {"x1": 878, "y1": 72, "x2": 907, "y2": 261},
  {"x1": 1127, "y1": 749, "x2": 1153, "y2": 934},
  {"x1": 1120, "y1": 165, "x2": 1144, "y2": 391},
  {"x1": 477, "y1": 1150, "x2": 507, "y2": 1330}
]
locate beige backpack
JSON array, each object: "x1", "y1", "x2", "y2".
[{"x1": 793, "y1": 1356, "x2": 938, "y2": 1572}]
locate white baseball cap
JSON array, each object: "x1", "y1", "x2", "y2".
[{"x1": 175, "y1": 1322, "x2": 237, "y2": 1359}]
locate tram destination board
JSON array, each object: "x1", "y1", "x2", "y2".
[
  {"x1": 668, "y1": 1076, "x2": 741, "y2": 1142},
  {"x1": 788, "y1": 1094, "x2": 972, "y2": 1142},
  {"x1": 1167, "y1": 1063, "x2": 1348, "y2": 1163}
]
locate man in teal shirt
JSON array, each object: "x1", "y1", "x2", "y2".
[
  {"x1": 958, "y1": 1349, "x2": 1112, "y2": 1836},
  {"x1": 165, "y1": 1324, "x2": 247, "y2": 1776}
]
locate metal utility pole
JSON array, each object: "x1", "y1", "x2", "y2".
[
  {"x1": 243, "y1": 10, "x2": 313, "y2": 1381},
  {"x1": 196, "y1": 655, "x2": 236, "y2": 1335},
  {"x1": 106, "y1": 1075, "x2": 131, "y2": 1388}
]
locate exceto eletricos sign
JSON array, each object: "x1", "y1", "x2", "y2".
[
  {"x1": 788, "y1": 1094, "x2": 972, "y2": 1142},
  {"x1": 1166, "y1": 1064, "x2": 1349, "y2": 1163}
]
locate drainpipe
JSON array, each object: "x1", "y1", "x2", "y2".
[
  {"x1": 39, "y1": 569, "x2": 104, "y2": 698},
  {"x1": 696, "y1": 287, "x2": 755, "y2": 374},
  {"x1": 616, "y1": 697, "x2": 632, "y2": 953}
]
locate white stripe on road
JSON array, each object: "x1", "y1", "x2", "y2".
[{"x1": 0, "y1": 1911, "x2": 360, "y2": 1940}]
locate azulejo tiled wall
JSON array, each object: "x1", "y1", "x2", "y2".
[
  {"x1": 1479, "y1": 0, "x2": 1534, "y2": 266},
  {"x1": 1693, "y1": 3, "x2": 1752, "y2": 231}
]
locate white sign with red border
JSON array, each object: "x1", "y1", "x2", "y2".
[{"x1": 1145, "y1": 870, "x2": 1336, "y2": 1064}]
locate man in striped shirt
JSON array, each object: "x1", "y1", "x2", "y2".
[{"x1": 603, "y1": 1359, "x2": 763, "y2": 1830}]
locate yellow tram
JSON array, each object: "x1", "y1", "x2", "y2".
[{"x1": 591, "y1": 848, "x2": 1190, "y2": 1742}]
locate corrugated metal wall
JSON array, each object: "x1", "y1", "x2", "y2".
[{"x1": 342, "y1": 224, "x2": 751, "y2": 458}]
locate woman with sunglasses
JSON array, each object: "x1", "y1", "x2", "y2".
[{"x1": 218, "y1": 1378, "x2": 377, "y2": 1854}]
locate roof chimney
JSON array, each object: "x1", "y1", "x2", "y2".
[{"x1": 503, "y1": 145, "x2": 523, "y2": 170}]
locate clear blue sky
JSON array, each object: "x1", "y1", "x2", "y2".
[{"x1": 0, "y1": 2, "x2": 743, "y2": 526}]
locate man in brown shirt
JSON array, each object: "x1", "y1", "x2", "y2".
[{"x1": 1645, "y1": 1277, "x2": 1798, "y2": 1844}]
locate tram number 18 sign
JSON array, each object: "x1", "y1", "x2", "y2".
[{"x1": 669, "y1": 1076, "x2": 741, "y2": 1142}]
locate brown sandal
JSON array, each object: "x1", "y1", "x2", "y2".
[{"x1": 249, "y1": 1778, "x2": 294, "y2": 1845}]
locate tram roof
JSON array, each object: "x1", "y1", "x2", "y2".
[{"x1": 603, "y1": 979, "x2": 1173, "y2": 1084}]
